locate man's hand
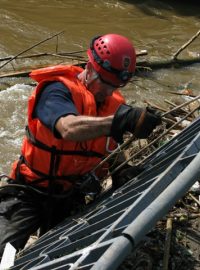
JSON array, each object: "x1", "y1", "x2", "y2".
[
  {"x1": 110, "y1": 104, "x2": 162, "y2": 143},
  {"x1": 134, "y1": 107, "x2": 162, "y2": 138}
]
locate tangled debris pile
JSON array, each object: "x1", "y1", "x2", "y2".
[
  {"x1": 118, "y1": 194, "x2": 200, "y2": 270},
  {"x1": 117, "y1": 95, "x2": 200, "y2": 270}
]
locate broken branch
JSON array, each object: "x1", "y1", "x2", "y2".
[
  {"x1": 163, "y1": 218, "x2": 173, "y2": 270},
  {"x1": 0, "y1": 31, "x2": 64, "y2": 70},
  {"x1": 173, "y1": 29, "x2": 200, "y2": 60}
]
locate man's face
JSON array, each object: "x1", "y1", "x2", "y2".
[{"x1": 87, "y1": 71, "x2": 117, "y2": 103}]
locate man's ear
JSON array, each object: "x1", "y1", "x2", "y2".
[
  {"x1": 86, "y1": 61, "x2": 93, "y2": 73},
  {"x1": 86, "y1": 62, "x2": 98, "y2": 81}
]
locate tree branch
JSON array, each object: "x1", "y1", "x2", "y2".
[
  {"x1": 173, "y1": 29, "x2": 200, "y2": 60},
  {"x1": 0, "y1": 31, "x2": 64, "y2": 70}
]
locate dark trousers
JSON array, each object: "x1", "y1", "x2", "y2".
[{"x1": 0, "y1": 184, "x2": 76, "y2": 257}]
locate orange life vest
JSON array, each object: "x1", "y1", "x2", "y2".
[{"x1": 10, "y1": 65, "x2": 125, "y2": 191}]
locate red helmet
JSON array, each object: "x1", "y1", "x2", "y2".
[{"x1": 87, "y1": 34, "x2": 136, "y2": 87}]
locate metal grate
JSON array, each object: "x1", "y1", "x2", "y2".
[{"x1": 10, "y1": 117, "x2": 200, "y2": 270}]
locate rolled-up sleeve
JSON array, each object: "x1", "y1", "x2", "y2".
[{"x1": 34, "y1": 81, "x2": 78, "y2": 137}]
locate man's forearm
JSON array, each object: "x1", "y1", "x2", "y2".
[{"x1": 55, "y1": 114, "x2": 114, "y2": 141}]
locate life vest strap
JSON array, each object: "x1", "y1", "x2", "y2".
[
  {"x1": 20, "y1": 155, "x2": 81, "y2": 185},
  {"x1": 25, "y1": 126, "x2": 104, "y2": 158}
]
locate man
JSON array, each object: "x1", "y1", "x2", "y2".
[{"x1": 0, "y1": 34, "x2": 161, "y2": 255}]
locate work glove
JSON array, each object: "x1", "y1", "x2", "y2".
[{"x1": 110, "y1": 104, "x2": 162, "y2": 143}]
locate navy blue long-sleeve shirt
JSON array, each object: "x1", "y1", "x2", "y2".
[{"x1": 34, "y1": 81, "x2": 78, "y2": 137}]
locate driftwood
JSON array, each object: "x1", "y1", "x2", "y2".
[
  {"x1": 162, "y1": 95, "x2": 200, "y2": 117},
  {"x1": 143, "y1": 100, "x2": 180, "y2": 125},
  {"x1": 0, "y1": 49, "x2": 148, "y2": 63},
  {"x1": 163, "y1": 218, "x2": 173, "y2": 270},
  {"x1": 138, "y1": 29, "x2": 200, "y2": 71},
  {"x1": 173, "y1": 29, "x2": 200, "y2": 60},
  {"x1": 0, "y1": 30, "x2": 199, "y2": 79},
  {"x1": 0, "y1": 56, "x2": 199, "y2": 78},
  {"x1": 189, "y1": 193, "x2": 200, "y2": 207},
  {"x1": 164, "y1": 99, "x2": 189, "y2": 115},
  {"x1": 0, "y1": 31, "x2": 65, "y2": 70},
  {"x1": 137, "y1": 56, "x2": 200, "y2": 71},
  {"x1": 0, "y1": 50, "x2": 86, "y2": 62},
  {"x1": 166, "y1": 91, "x2": 196, "y2": 98},
  {"x1": 144, "y1": 99, "x2": 167, "y2": 112},
  {"x1": 0, "y1": 52, "x2": 148, "y2": 79}
]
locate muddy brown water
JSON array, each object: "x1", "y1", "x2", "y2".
[{"x1": 0, "y1": 0, "x2": 200, "y2": 174}]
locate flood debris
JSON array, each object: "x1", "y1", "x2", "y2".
[
  {"x1": 117, "y1": 188, "x2": 200, "y2": 270},
  {"x1": 163, "y1": 218, "x2": 173, "y2": 270},
  {"x1": 0, "y1": 29, "x2": 200, "y2": 80},
  {"x1": 0, "y1": 31, "x2": 65, "y2": 70},
  {"x1": 116, "y1": 96, "x2": 200, "y2": 270},
  {"x1": 172, "y1": 29, "x2": 200, "y2": 60}
]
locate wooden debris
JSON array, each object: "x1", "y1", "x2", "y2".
[
  {"x1": 0, "y1": 31, "x2": 65, "y2": 70},
  {"x1": 164, "y1": 99, "x2": 189, "y2": 115},
  {"x1": 136, "y1": 57, "x2": 200, "y2": 71},
  {"x1": 189, "y1": 193, "x2": 200, "y2": 207},
  {"x1": 0, "y1": 50, "x2": 86, "y2": 62},
  {"x1": 162, "y1": 95, "x2": 200, "y2": 117},
  {"x1": 163, "y1": 218, "x2": 173, "y2": 270},
  {"x1": 173, "y1": 29, "x2": 200, "y2": 60},
  {"x1": 167, "y1": 90, "x2": 196, "y2": 98},
  {"x1": 188, "y1": 100, "x2": 200, "y2": 118},
  {"x1": 1, "y1": 30, "x2": 200, "y2": 79},
  {"x1": 144, "y1": 99, "x2": 168, "y2": 112}
]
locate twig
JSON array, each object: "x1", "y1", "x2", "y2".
[
  {"x1": 0, "y1": 31, "x2": 64, "y2": 70},
  {"x1": 0, "y1": 50, "x2": 86, "y2": 62},
  {"x1": 144, "y1": 100, "x2": 182, "y2": 122},
  {"x1": 162, "y1": 94, "x2": 200, "y2": 117},
  {"x1": 168, "y1": 212, "x2": 200, "y2": 219},
  {"x1": 188, "y1": 193, "x2": 200, "y2": 207},
  {"x1": 0, "y1": 50, "x2": 145, "y2": 66},
  {"x1": 173, "y1": 29, "x2": 200, "y2": 60},
  {"x1": 166, "y1": 91, "x2": 196, "y2": 98},
  {"x1": 162, "y1": 117, "x2": 177, "y2": 126},
  {"x1": 164, "y1": 99, "x2": 189, "y2": 115},
  {"x1": 136, "y1": 50, "x2": 148, "y2": 57},
  {"x1": 163, "y1": 218, "x2": 173, "y2": 270},
  {"x1": 56, "y1": 35, "x2": 59, "y2": 54},
  {"x1": 0, "y1": 70, "x2": 32, "y2": 78},
  {"x1": 144, "y1": 99, "x2": 167, "y2": 112}
]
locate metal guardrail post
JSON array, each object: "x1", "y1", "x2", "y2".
[{"x1": 124, "y1": 150, "x2": 200, "y2": 246}]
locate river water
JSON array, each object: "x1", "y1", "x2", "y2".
[{"x1": 0, "y1": 0, "x2": 200, "y2": 174}]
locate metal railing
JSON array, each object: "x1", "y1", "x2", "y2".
[{"x1": 10, "y1": 117, "x2": 200, "y2": 270}]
